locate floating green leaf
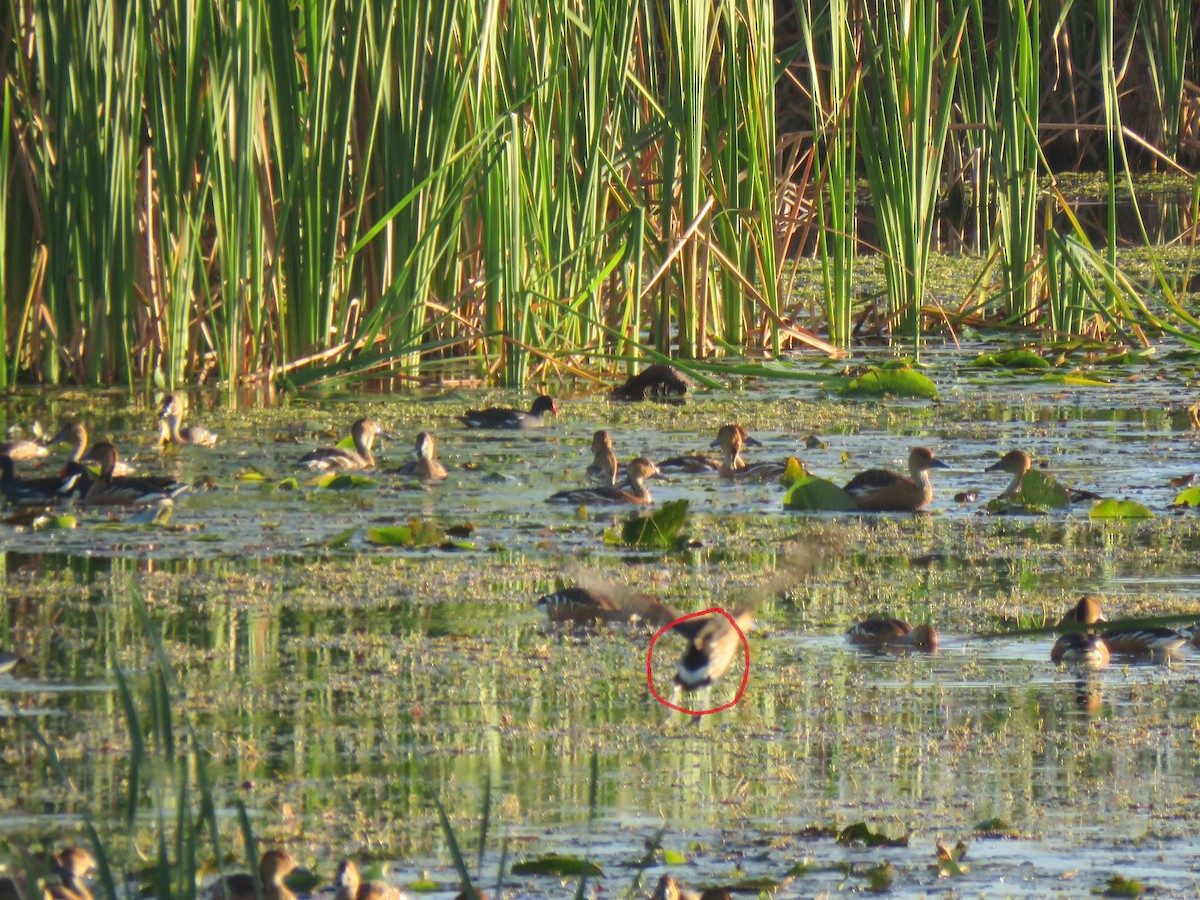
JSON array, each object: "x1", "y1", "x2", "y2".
[
  {"x1": 837, "y1": 822, "x2": 908, "y2": 847},
  {"x1": 839, "y1": 366, "x2": 938, "y2": 400},
  {"x1": 32, "y1": 514, "x2": 76, "y2": 530},
  {"x1": 1103, "y1": 874, "x2": 1146, "y2": 897},
  {"x1": 324, "y1": 526, "x2": 358, "y2": 549},
  {"x1": 620, "y1": 499, "x2": 689, "y2": 549},
  {"x1": 985, "y1": 470, "x2": 1072, "y2": 514},
  {"x1": 1090, "y1": 499, "x2": 1154, "y2": 519},
  {"x1": 366, "y1": 518, "x2": 445, "y2": 547},
  {"x1": 783, "y1": 476, "x2": 859, "y2": 511},
  {"x1": 314, "y1": 473, "x2": 378, "y2": 490},
  {"x1": 781, "y1": 457, "x2": 807, "y2": 488},
  {"x1": 510, "y1": 856, "x2": 602, "y2": 877},
  {"x1": 1037, "y1": 374, "x2": 1109, "y2": 386},
  {"x1": 968, "y1": 349, "x2": 1049, "y2": 369},
  {"x1": 864, "y1": 861, "x2": 895, "y2": 892},
  {"x1": 275, "y1": 477, "x2": 299, "y2": 491},
  {"x1": 661, "y1": 850, "x2": 687, "y2": 865},
  {"x1": 237, "y1": 466, "x2": 269, "y2": 482},
  {"x1": 1172, "y1": 486, "x2": 1200, "y2": 507}
]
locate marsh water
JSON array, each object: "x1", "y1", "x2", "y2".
[{"x1": 4, "y1": 343, "x2": 1200, "y2": 897}]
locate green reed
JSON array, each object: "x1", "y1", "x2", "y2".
[{"x1": 1139, "y1": 0, "x2": 1192, "y2": 162}]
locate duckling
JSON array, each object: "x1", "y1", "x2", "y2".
[
  {"x1": 1057, "y1": 595, "x2": 1187, "y2": 659},
  {"x1": 299, "y1": 418, "x2": 379, "y2": 471},
  {"x1": 48, "y1": 423, "x2": 135, "y2": 476},
  {"x1": 845, "y1": 617, "x2": 938, "y2": 651},
  {"x1": 584, "y1": 430, "x2": 619, "y2": 486},
  {"x1": 610, "y1": 364, "x2": 690, "y2": 401},
  {"x1": 333, "y1": 860, "x2": 404, "y2": 900},
  {"x1": 547, "y1": 457, "x2": 659, "y2": 505},
  {"x1": 159, "y1": 393, "x2": 219, "y2": 448},
  {"x1": 82, "y1": 443, "x2": 187, "y2": 507},
  {"x1": 986, "y1": 450, "x2": 1100, "y2": 502},
  {"x1": 207, "y1": 849, "x2": 297, "y2": 900},
  {"x1": 673, "y1": 607, "x2": 754, "y2": 694},
  {"x1": 393, "y1": 432, "x2": 448, "y2": 481},
  {"x1": 843, "y1": 447, "x2": 949, "y2": 512},
  {"x1": 714, "y1": 425, "x2": 785, "y2": 481},
  {"x1": 0, "y1": 456, "x2": 81, "y2": 507},
  {"x1": 43, "y1": 847, "x2": 95, "y2": 900},
  {"x1": 459, "y1": 395, "x2": 556, "y2": 429}
]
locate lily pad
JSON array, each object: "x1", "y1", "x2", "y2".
[
  {"x1": 1172, "y1": 486, "x2": 1200, "y2": 507},
  {"x1": 1104, "y1": 874, "x2": 1146, "y2": 897},
  {"x1": 510, "y1": 855, "x2": 602, "y2": 876},
  {"x1": 620, "y1": 498, "x2": 689, "y2": 549},
  {"x1": 837, "y1": 822, "x2": 908, "y2": 847},
  {"x1": 366, "y1": 518, "x2": 445, "y2": 546},
  {"x1": 781, "y1": 457, "x2": 808, "y2": 488},
  {"x1": 985, "y1": 470, "x2": 1072, "y2": 513},
  {"x1": 1037, "y1": 374, "x2": 1109, "y2": 386},
  {"x1": 1090, "y1": 499, "x2": 1154, "y2": 519},
  {"x1": 839, "y1": 366, "x2": 938, "y2": 400},
  {"x1": 314, "y1": 473, "x2": 378, "y2": 490},
  {"x1": 783, "y1": 476, "x2": 859, "y2": 512},
  {"x1": 32, "y1": 514, "x2": 76, "y2": 530},
  {"x1": 968, "y1": 349, "x2": 1050, "y2": 369}
]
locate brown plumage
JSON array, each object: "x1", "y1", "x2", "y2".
[
  {"x1": 206, "y1": 850, "x2": 297, "y2": 900},
  {"x1": 1057, "y1": 595, "x2": 1186, "y2": 658},
  {"x1": 536, "y1": 581, "x2": 681, "y2": 628},
  {"x1": 159, "y1": 393, "x2": 220, "y2": 447},
  {"x1": 986, "y1": 450, "x2": 1100, "y2": 502},
  {"x1": 547, "y1": 457, "x2": 659, "y2": 505},
  {"x1": 845, "y1": 617, "x2": 938, "y2": 651},
  {"x1": 332, "y1": 860, "x2": 401, "y2": 900},
  {"x1": 585, "y1": 430, "x2": 619, "y2": 486},
  {"x1": 43, "y1": 847, "x2": 95, "y2": 900},
  {"x1": 714, "y1": 424, "x2": 784, "y2": 481},
  {"x1": 610, "y1": 364, "x2": 690, "y2": 401},
  {"x1": 299, "y1": 418, "x2": 379, "y2": 471},
  {"x1": 82, "y1": 443, "x2": 187, "y2": 507},
  {"x1": 393, "y1": 431, "x2": 448, "y2": 481},
  {"x1": 844, "y1": 447, "x2": 949, "y2": 512}
]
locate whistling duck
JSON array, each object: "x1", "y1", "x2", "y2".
[
  {"x1": 393, "y1": 431, "x2": 448, "y2": 481},
  {"x1": 844, "y1": 447, "x2": 949, "y2": 512},
  {"x1": 0, "y1": 437, "x2": 47, "y2": 461},
  {"x1": 459, "y1": 395, "x2": 557, "y2": 429},
  {"x1": 0, "y1": 649, "x2": 23, "y2": 674},
  {"x1": 986, "y1": 450, "x2": 1100, "y2": 502},
  {"x1": 536, "y1": 584, "x2": 681, "y2": 627},
  {"x1": 159, "y1": 393, "x2": 219, "y2": 447},
  {"x1": 299, "y1": 418, "x2": 380, "y2": 471},
  {"x1": 547, "y1": 457, "x2": 659, "y2": 505},
  {"x1": 1050, "y1": 632, "x2": 1111, "y2": 667},
  {"x1": 207, "y1": 850, "x2": 298, "y2": 900},
  {"x1": 333, "y1": 860, "x2": 403, "y2": 900},
  {"x1": 1057, "y1": 595, "x2": 1187, "y2": 658},
  {"x1": 845, "y1": 617, "x2": 938, "y2": 651},
  {"x1": 43, "y1": 847, "x2": 95, "y2": 900},
  {"x1": 657, "y1": 452, "x2": 720, "y2": 474},
  {"x1": 650, "y1": 875, "x2": 731, "y2": 900},
  {"x1": 452, "y1": 893, "x2": 488, "y2": 900},
  {"x1": 48, "y1": 423, "x2": 135, "y2": 476},
  {"x1": 82, "y1": 443, "x2": 187, "y2": 507},
  {"x1": 0, "y1": 455, "x2": 81, "y2": 507},
  {"x1": 610, "y1": 364, "x2": 690, "y2": 401},
  {"x1": 714, "y1": 425, "x2": 785, "y2": 481},
  {"x1": 673, "y1": 607, "x2": 753, "y2": 693},
  {"x1": 584, "y1": 430, "x2": 619, "y2": 485}
]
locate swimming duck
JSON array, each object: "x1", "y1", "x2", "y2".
[
  {"x1": 656, "y1": 452, "x2": 720, "y2": 474},
  {"x1": 845, "y1": 617, "x2": 938, "y2": 651},
  {"x1": 298, "y1": 418, "x2": 380, "y2": 471},
  {"x1": 986, "y1": 450, "x2": 1100, "y2": 502},
  {"x1": 843, "y1": 447, "x2": 949, "y2": 512},
  {"x1": 452, "y1": 892, "x2": 488, "y2": 900},
  {"x1": 82, "y1": 443, "x2": 187, "y2": 507},
  {"x1": 584, "y1": 430, "x2": 619, "y2": 485},
  {"x1": 49, "y1": 423, "x2": 136, "y2": 476},
  {"x1": 1057, "y1": 595, "x2": 1187, "y2": 658},
  {"x1": 459, "y1": 395, "x2": 557, "y2": 430},
  {"x1": 207, "y1": 850, "x2": 297, "y2": 900},
  {"x1": 393, "y1": 432, "x2": 448, "y2": 481},
  {"x1": 333, "y1": 860, "x2": 403, "y2": 900},
  {"x1": 714, "y1": 425, "x2": 786, "y2": 481},
  {"x1": 651, "y1": 876, "x2": 732, "y2": 900},
  {"x1": 43, "y1": 847, "x2": 95, "y2": 900},
  {"x1": 610, "y1": 364, "x2": 690, "y2": 401},
  {"x1": 673, "y1": 607, "x2": 753, "y2": 694},
  {"x1": 0, "y1": 437, "x2": 47, "y2": 461},
  {"x1": 1050, "y1": 632, "x2": 1111, "y2": 667},
  {"x1": 536, "y1": 584, "x2": 681, "y2": 627},
  {"x1": 0, "y1": 649, "x2": 23, "y2": 674},
  {"x1": 0, "y1": 455, "x2": 81, "y2": 506},
  {"x1": 159, "y1": 393, "x2": 219, "y2": 447},
  {"x1": 656, "y1": 425, "x2": 751, "y2": 474},
  {"x1": 547, "y1": 457, "x2": 659, "y2": 505}
]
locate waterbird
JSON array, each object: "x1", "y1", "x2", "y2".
[
  {"x1": 547, "y1": 457, "x2": 659, "y2": 505},
  {"x1": 298, "y1": 418, "x2": 380, "y2": 471},
  {"x1": 985, "y1": 449, "x2": 1101, "y2": 503},
  {"x1": 650, "y1": 874, "x2": 731, "y2": 900},
  {"x1": 845, "y1": 617, "x2": 938, "y2": 651},
  {"x1": 49, "y1": 422, "x2": 136, "y2": 475},
  {"x1": 333, "y1": 860, "x2": 405, "y2": 900},
  {"x1": 0, "y1": 438, "x2": 47, "y2": 461},
  {"x1": 610, "y1": 364, "x2": 690, "y2": 401},
  {"x1": 843, "y1": 447, "x2": 949, "y2": 512},
  {"x1": 392, "y1": 431, "x2": 448, "y2": 481},
  {"x1": 81, "y1": 442, "x2": 188, "y2": 507},
  {"x1": 1057, "y1": 595, "x2": 1187, "y2": 659},
  {"x1": 459, "y1": 395, "x2": 557, "y2": 430},
  {"x1": 714, "y1": 424, "x2": 786, "y2": 481},
  {"x1": 159, "y1": 393, "x2": 219, "y2": 447},
  {"x1": 206, "y1": 849, "x2": 297, "y2": 900},
  {"x1": 584, "y1": 430, "x2": 619, "y2": 485},
  {"x1": 536, "y1": 580, "x2": 682, "y2": 628},
  {"x1": 43, "y1": 847, "x2": 96, "y2": 900},
  {"x1": 673, "y1": 607, "x2": 754, "y2": 693},
  {"x1": 1050, "y1": 632, "x2": 1111, "y2": 668},
  {"x1": 0, "y1": 455, "x2": 81, "y2": 507}
]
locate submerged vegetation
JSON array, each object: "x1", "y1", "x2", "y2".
[{"x1": 0, "y1": 1, "x2": 1198, "y2": 388}]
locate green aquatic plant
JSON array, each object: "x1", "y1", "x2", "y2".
[
  {"x1": 783, "y1": 476, "x2": 858, "y2": 512},
  {"x1": 839, "y1": 366, "x2": 939, "y2": 400},
  {"x1": 617, "y1": 499, "x2": 691, "y2": 550},
  {"x1": 1089, "y1": 499, "x2": 1154, "y2": 520}
]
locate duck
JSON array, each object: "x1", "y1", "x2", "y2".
[
  {"x1": 298, "y1": 418, "x2": 380, "y2": 471},
  {"x1": 0, "y1": 455, "x2": 82, "y2": 507},
  {"x1": 1057, "y1": 595, "x2": 1187, "y2": 658},
  {"x1": 843, "y1": 447, "x2": 949, "y2": 512},
  {"x1": 656, "y1": 452, "x2": 719, "y2": 474},
  {"x1": 452, "y1": 892, "x2": 488, "y2": 900},
  {"x1": 81, "y1": 443, "x2": 188, "y2": 507},
  {"x1": 985, "y1": 450, "x2": 1101, "y2": 502},
  {"x1": 207, "y1": 850, "x2": 297, "y2": 900},
  {"x1": 584, "y1": 430, "x2": 619, "y2": 485},
  {"x1": 714, "y1": 425, "x2": 786, "y2": 481},
  {"x1": 1050, "y1": 632, "x2": 1111, "y2": 667},
  {"x1": 610, "y1": 364, "x2": 690, "y2": 401},
  {"x1": 656, "y1": 425, "x2": 752, "y2": 475},
  {"x1": 48, "y1": 422, "x2": 136, "y2": 476},
  {"x1": 43, "y1": 847, "x2": 95, "y2": 900},
  {"x1": 0, "y1": 649, "x2": 23, "y2": 674},
  {"x1": 333, "y1": 860, "x2": 404, "y2": 900},
  {"x1": 392, "y1": 432, "x2": 448, "y2": 481},
  {"x1": 845, "y1": 617, "x2": 938, "y2": 651},
  {"x1": 547, "y1": 457, "x2": 659, "y2": 505},
  {"x1": 459, "y1": 395, "x2": 557, "y2": 430},
  {"x1": 650, "y1": 876, "x2": 731, "y2": 900},
  {"x1": 673, "y1": 607, "x2": 753, "y2": 694},
  {"x1": 536, "y1": 584, "x2": 681, "y2": 627},
  {"x1": 0, "y1": 437, "x2": 47, "y2": 461},
  {"x1": 159, "y1": 393, "x2": 219, "y2": 448}
]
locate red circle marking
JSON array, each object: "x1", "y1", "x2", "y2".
[{"x1": 646, "y1": 606, "x2": 751, "y2": 715}]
